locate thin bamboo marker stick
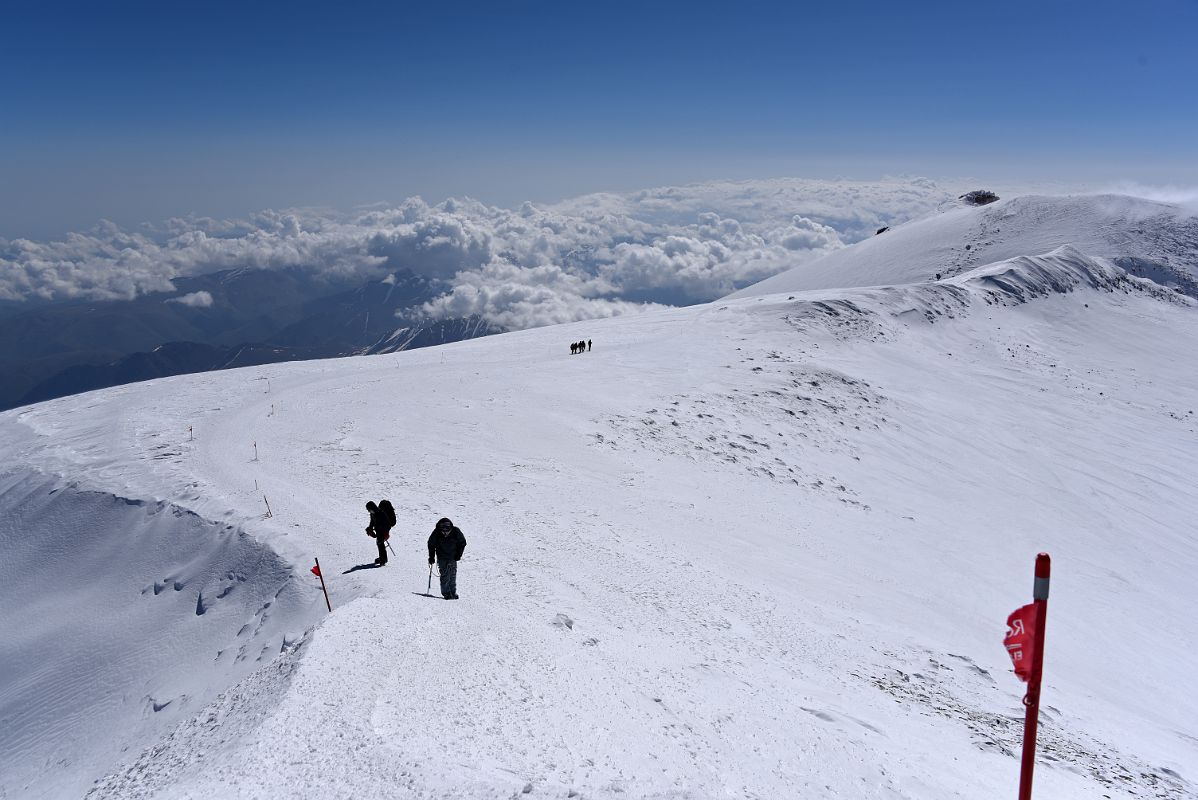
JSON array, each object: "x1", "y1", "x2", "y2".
[{"x1": 315, "y1": 558, "x2": 332, "y2": 612}]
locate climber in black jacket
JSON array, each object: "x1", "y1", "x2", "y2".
[{"x1": 427, "y1": 517, "x2": 466, "y2": 599}]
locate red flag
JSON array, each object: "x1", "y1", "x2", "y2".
[
  {"x1": 1004, "y1": 602, "x2": 1040, "y2": 681},
  {"x1": 311, "y1": 563, "x2": 322, "y2": 578}
]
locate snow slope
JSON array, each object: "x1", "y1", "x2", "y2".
[
  {"x1": 1, "y1": 200, "x2": 1197, "y2": 799},
  {"x1": 728, "y1": 194, "x2": 1198, "y2": 298},
  {"x1": 0, "y1": 459, "x2": 319, "y2": 798}
]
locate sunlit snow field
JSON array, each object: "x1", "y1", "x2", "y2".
[{"x1": 2, "y1": 195, "x2": 1196, "y2": 799}]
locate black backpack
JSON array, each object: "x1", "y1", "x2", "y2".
[{"x1": 379, "y1": 500, "x2": 397, "y2": 528}]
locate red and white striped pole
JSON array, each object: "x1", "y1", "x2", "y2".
[{"x1": 1018, "y1": 552, "x2": 1051, "y2": 800}]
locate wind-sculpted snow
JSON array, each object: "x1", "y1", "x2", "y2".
[
  {"x1": 1, "y1": 212, "x2": 1196, "y2": 798},
  {"x1": 87, "y1": 634, "x2": 311, "y2": 800},
  {"x1": 730, "y1": 193, "x2": 1198, "y2": 299},
  {"x1": 869, "y1": 652, "x2": 1193, "y2": 800},
  {"x1": 597, "y1": 365, "x2": 889, "y2": 507},
  {"x1": 0, "y1": 471, "x2": 317, "y2": 800},
  {"x1": 763, "y1": 245, "x2": 1187, "y2": 332},
  {"x1": 598, "y1": 247, "x2": 1192, "y2": 513}
]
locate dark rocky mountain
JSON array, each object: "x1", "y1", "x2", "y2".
[
  {"x1": 363, "y1": 316, "x2": 504, "y2": 354},
  {"x1": 1, "y1": 268, "x2": 501, "y2": 411}
]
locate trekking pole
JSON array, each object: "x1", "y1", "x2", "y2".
[{"x1": 427, "y1": 563, "x2": 433, "y2": 595}]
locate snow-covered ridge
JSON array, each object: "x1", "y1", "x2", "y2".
[
  {"x1": 2, "y1": 193, "x2": 1197, "y2": 799},
  {"x1": 747, "y1": 245, "x2": 1188, "y2": 341},
  {"x1": 0, "y1": 470, "x2": 315, "y2": 800},
  {"x1": 729, "y1": 193, "x2": 1198, "y2": 298}
]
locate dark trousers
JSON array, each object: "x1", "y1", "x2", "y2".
[
  {"x1": 438, "y1": 558, "x2": 457, "y2": 597},
  {"x1": 375, "y1": 534, "x2": 388, "y2": 564}
]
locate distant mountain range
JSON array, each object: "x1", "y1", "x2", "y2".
[{"x1": 0, "y1": 268, "x2": 502, "y2": 411}]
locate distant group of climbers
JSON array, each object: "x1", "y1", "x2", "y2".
[
  {"x1": 364, "y1": 500, "x2": 467, "y2": 599},
  {"x1": 570, "y1": 339, "x2": 592, "y2": 354}
]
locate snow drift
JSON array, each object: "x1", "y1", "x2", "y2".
[{"x1": 0, "y1": 471, "x2": 317, "y2": 799}]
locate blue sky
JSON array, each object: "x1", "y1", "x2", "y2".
[{"x1": 2, "y1": 0, "x2": 1196, "y2": 237}]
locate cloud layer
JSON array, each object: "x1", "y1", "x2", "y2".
[{"x1": 0, "y1": 177, "x2": 951, "y2": 329}]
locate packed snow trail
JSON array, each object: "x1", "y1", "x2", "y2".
[{"x1": 2, "y1": 244, "x2": 1196, "y2": 798}]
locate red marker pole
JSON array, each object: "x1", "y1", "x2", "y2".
[
  {"x1": 1018, "y1": 553, "x2": 1051, "y2": 800},
  {"x1": 314, "y1": 558, "x2": 332, "y2": 612}
]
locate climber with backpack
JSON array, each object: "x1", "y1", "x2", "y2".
[{"x1": 365, "y1": 499, "x2": 397, "y2": 565}]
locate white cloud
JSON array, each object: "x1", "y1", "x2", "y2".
[
  {"x1": 774, "y1": 216, "x2": 843, "y2": 251},
  {"x1": 166, "y1": 290, "x2": 214, "y2": 308},
  {"x1": 552, "y1": 176, "x2": 946, "y2": 242},
  {"x1": 419, "y1": 261, "x2": 658, "y2": 331},
  {"x1": 0, "y1": 177, "x2": 950, "y2": 328},
  {"x1": 0, "y1": 213, "x2": 385, "y2": 302}
]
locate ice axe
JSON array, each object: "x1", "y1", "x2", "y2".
[{"x1": 427, "y1": 562, "x2": 433, "y2": 594}]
